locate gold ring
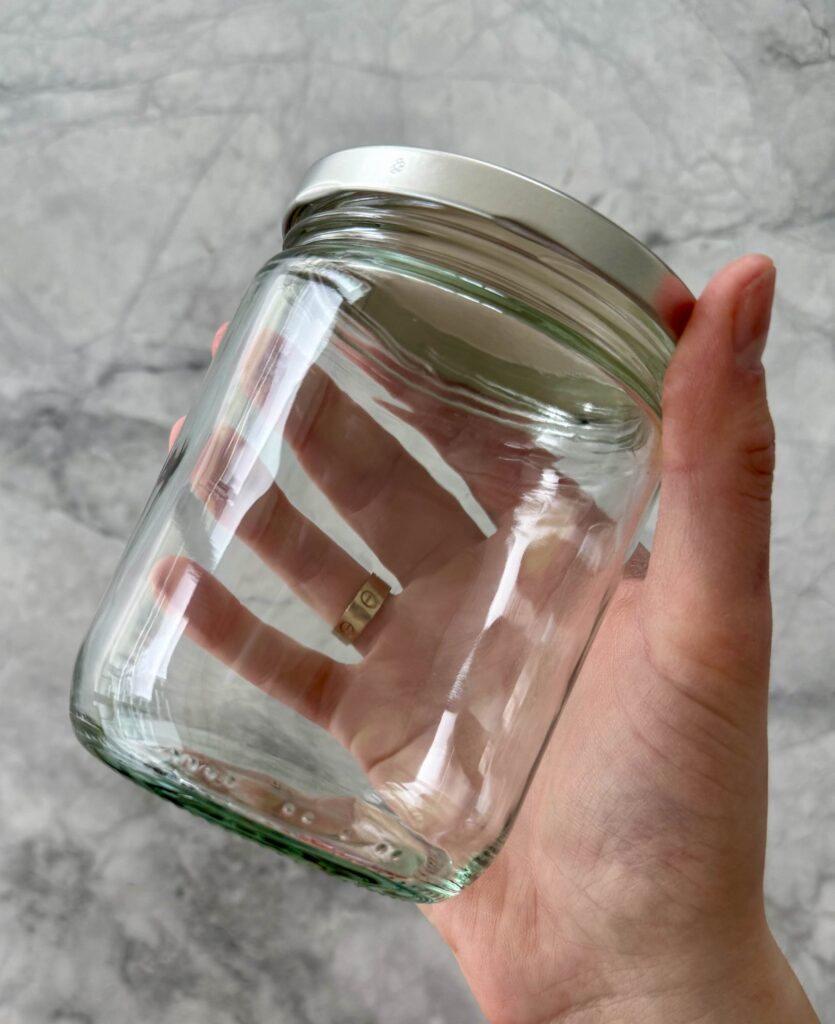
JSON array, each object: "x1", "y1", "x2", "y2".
[{"x1": 333, "y1": 574, "x2": 391, "y2": 644}]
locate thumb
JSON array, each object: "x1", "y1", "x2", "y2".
[{"x1": 643, "y1": 254, "x2": 777, "y2": 685}]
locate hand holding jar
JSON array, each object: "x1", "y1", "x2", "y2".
[{"x1": 71, "y1": 150, "x2": 819, "y2": 1023}]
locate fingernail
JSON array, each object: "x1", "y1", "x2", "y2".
[
  {"x1": 211, "y1": 322, "x2": 229, "y2": 358},
  {"x1": 733, "y1": 261, "x2": 776, "y2": 370}
]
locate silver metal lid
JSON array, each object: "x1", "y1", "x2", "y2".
[{"x1": 284, "y1": 146, "x2": 694, "y2": 340}]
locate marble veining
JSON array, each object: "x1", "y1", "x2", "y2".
[{"x1": 0, "y1": 1, "x2": 833, "y2": 1021}]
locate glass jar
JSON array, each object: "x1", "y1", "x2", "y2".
[{"x1": 70, "y1": 147, "x2": 693, "y2": 901}]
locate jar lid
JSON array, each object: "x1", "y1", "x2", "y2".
[{"x1": 284, "y1": 146, "x2": 694, "y2": 340}]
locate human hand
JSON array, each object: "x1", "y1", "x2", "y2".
[
  {"x1": 421, "y1": 256, "x2": 819, "y2": 1023},
  {"x1": 159, "y1": 256, "x2": 818, "y2": 1023}
]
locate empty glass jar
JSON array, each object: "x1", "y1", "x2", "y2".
[{"x1": 70, "y1": 147, "x2": 693, "y2": 901}]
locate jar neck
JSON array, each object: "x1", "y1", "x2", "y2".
[{"x1": 283, "y1": 193, "x2": 678, "y2": 417}]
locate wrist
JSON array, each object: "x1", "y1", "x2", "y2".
[{"x1": 550, "y1": 928, "x2": 819, "y2": 1024}]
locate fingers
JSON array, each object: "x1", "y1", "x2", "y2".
[
  {"x1": 174, "y1": 322, "x2": 610, "y2": 645},
  {"x1": 190, "y1": 425, "x2": 381, "y2": 645},
  {"x1": 643, "y1": 254, "x2": 777, "y2": 685},
  {"x1": 183, "y1": 321, "x2": 565, "y2": 588},
  {"x1": 150, "y1": 555, "x2": 348, "y2": 727},
  {"x1": 211, "y1": 322, "x2": 228, "y2": 357}
]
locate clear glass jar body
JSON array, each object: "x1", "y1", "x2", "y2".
[{"x1": 71, "y1": 194, "x2": 673, "y2": 901}]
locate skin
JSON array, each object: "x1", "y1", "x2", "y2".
[{"x1": 163, "y1": 255, "x2": 819, "y2": 1023}]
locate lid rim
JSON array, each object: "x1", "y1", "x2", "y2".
[{"x1": 283, "y1": 146, "x2": 694, "y2": 339}]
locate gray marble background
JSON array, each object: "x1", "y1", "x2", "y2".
[{"x1": 1, "y1": 1, "x2": 833, "y2": 1021}]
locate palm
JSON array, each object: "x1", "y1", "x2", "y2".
[{"x1": 424, "y1": 577, "x2": 769, "y2": 1022}]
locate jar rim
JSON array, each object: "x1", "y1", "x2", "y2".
[{"x1": 283, "y1": 146, "x2": 694, "y2": 341}]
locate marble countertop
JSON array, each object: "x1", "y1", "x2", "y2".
[{"x1": 0, "y1": 1, "x2": 832, "y2": 1021}]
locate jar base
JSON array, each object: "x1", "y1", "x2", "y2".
[{"x1": 70, "y1": 708, "x2": 502, "y2": 903}]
